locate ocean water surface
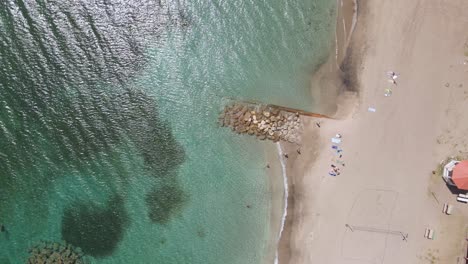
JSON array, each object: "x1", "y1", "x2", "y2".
[{"x1": 0, "y1": 0, "x2": 336, "y2": 263}]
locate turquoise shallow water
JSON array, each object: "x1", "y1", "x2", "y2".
[{"x1": 0, "y1": 0, "x2": 336, "y2": 263}]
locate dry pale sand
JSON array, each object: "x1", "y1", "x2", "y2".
[{"x1": 281, "y1": 0, "x2": 468, "y2": 263}]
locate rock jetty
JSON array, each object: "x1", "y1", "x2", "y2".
[
  {"x1": 27, "y1": 240, "x2": 87, "y2": 264},
  {"x1": 218, "y1": 103, "x2": 302, "y2": 143}
]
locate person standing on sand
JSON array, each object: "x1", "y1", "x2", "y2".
[{"x1": 387, "y1": 71, "x2": 399, "y2": 79}]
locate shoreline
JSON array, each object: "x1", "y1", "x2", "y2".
[
  {"x1": 262, "y1": 140, "x2": 291, "y2": 264},
  {"x1": 275, "y1": 0, "x2": 362, "y2": 263},
  {"x1": 273, "y1": 143, "x2": 288, "y2": 264}
]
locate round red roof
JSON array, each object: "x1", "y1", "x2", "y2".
[{"x1": 452, "y1": 160, "x2": 468, "y2": 190}]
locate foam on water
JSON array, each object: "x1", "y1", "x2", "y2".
[{"x1": 274, "y1": 143, "x2": 289, "y2": 264}]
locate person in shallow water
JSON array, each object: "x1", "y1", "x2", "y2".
[{"x1": 1, "y1": 224, "x2": 5, "y2": 232}]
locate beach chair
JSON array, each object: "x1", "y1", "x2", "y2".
[
  {"x1": 331, "y1": 137, "x2": 341, "y2": 144},
  {"x1": 424, "y1": 228, "x2": 434, "y2": 239},
  {"x1": 446, "y1": 204, "x2": 454, "y2": 215}
]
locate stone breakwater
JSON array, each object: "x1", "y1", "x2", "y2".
[
  {"x1": 218, "y1": 103, "x2": 302, "y2": 143},
  {"x1": 27, "y1": 240, "x2": 87, "y2": 264}
]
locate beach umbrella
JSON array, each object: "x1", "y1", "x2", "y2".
[{"x1": 452, "y1": 160, "x2": 468, "y2": 190}]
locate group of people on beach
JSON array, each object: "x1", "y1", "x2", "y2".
[
  {"x1": 329, "y1": 134, "x2": 345, "y2": 177},
  {"x1": 384, "y1": 71, "x2": 399, "y2": 97},
  {"x1": 387, "y1": 71, "x2": 399, "y2": 85},
  {"x1": 330, "y1": 164, "x2": 341, "y2": 176},
  {"x1": 385, "y1": 71, "x2": 398, "y2": 96}
]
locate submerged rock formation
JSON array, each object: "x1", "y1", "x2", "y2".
[
  {"x1": 27, "y1": 240, "x2": 87, "y2": 264},
  {"x1": 218, "y1": 103, "x2": 302, "y2": 143},
  {"x1": 61, "y1": 195, "x2": 129, "y2": 257}
]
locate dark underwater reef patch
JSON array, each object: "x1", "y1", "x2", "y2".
[
  {"x1": 61, "y1": 195, "x2": 129, "y2": 257},
  {"x1": 0, "y1": 0, "x2": 189, "y2": 188},
  {"x1": 44, "y1": 88, "x2": 187, "y2": 176},
  {"x1": 115, "y1": 89, "x2": 186, "y2": 175},
  {"x1": 145, "y1": 180, "x2": 187, "y2": 224},
  {"x1": 0, "y1": 0, "x2": 190, "y2": 247},
  {"x1": 0, "y1": 85, "x2": 186, "y2": 206}
]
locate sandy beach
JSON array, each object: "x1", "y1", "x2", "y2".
[{"x1": 278, "y1": 0, "x2": 468, "y2": 263}]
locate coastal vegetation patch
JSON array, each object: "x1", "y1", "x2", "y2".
[{"x1": 61, "y1": 195, "x2": 129, "y2": 257}]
